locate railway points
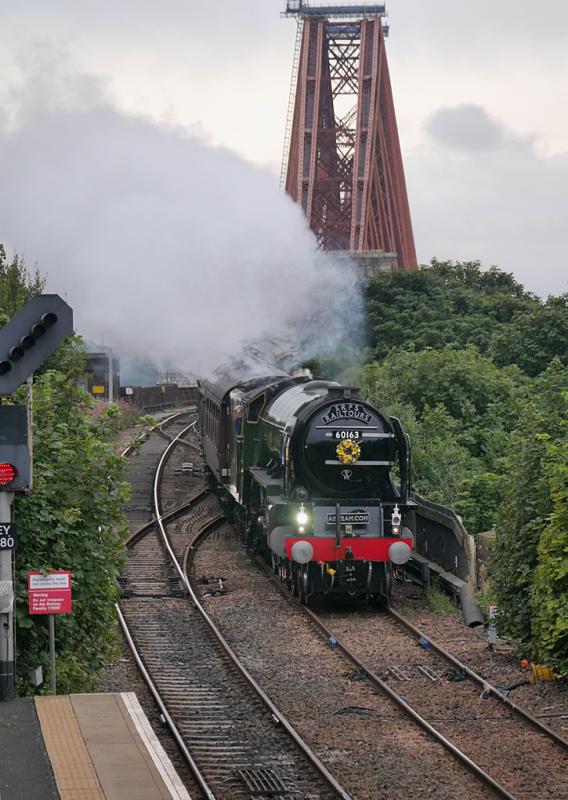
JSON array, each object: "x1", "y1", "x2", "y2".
[
  {"x1": 189, "y1": 524, "x2": 499, "y2": 800},
  {"x1": 105, "y1": 368, "x2": 566, "y2": 799},
  {"x1": 119, "y1": 412, "x2": 348, "y2": 800},
  {"x1": 6, "y1": 372, "x2": 565, "y2": 800},
  {"x1": 187, "y1": 511, "x2": 568, "y2": 799},
  {"x1": 1, "y1": 1, "x2": 565, "y2": 798}
]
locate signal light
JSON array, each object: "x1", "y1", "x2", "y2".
[
  {"x1": 3, "y1": 311, "x2": 61, "y2": 367},
  {"x1": 31, "y1": 322, "x2": 46, "y2": 338},
  {"x1": 20, "y1": 334, "x2": 35, "y2": 350},
  {"x1": 0, "y1": 463, "x2": 17, "y2": 486},
  {"x1": 0, "y1": 294, "x2": 73, "y2": 398},
  {"x1": 30, "y1": 314, "x2": 57, "y2": 339},
  {"x1": 41, "y1": 312, "x2": 58, "y2": 328}
]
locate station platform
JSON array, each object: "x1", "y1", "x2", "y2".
[{"x1": 0, "y1": 692, "x2": 190, "y2": 800}]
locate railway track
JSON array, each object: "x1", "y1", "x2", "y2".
[
  {"x1": 189, "y1": 520, "x2": 568, "y2": 800},
  {"x1": 190, "y1": 526, "x2": 496, "y2": 799},
  {"x1": 118, "y1": 413, "x2": 350, "y2": 800},
  {"x1": 119, "y1": 411, "x2": 567, "y2": 799},
  {"x1": 308, "y1": 603, "x2": 568, "y2": 800}
]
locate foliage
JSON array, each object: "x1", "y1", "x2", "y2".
[
  {"x1": 13, "y1": 358, "x2": 130, "y2": 694},
  {"x1": 362, "y1": 260, "x2": 568, "y2": 669},
  {"x1": 0, "y1": 249, "x2": 129, "y2": 694},
  {"x1": 363, "y1": 361, "x2": 475, "y2": 511},
  {"x1": 456, "y1": 471, "x2": 506, "y2": 537},
  {"x1": 427, "y1": 586, "x2": 455, "y2": 614},
  {"x1": 361, "y1": 347, "x2": 523, "y2": 531},
  {"x1": 367, "y1": 259, "x2": 537, "y2": 363},
  {"x1": 364, "y1": 345, "x2": 523, "y2": 455},
  {"x1": 490, "y1": 294, "x2": 568, "y2": 377},
  {"x1": 367, "y1": 260, "x2": 567, "y2": 378},
  {"x1": 491, "y1": 362, "x2": 568, "y2": 654},
  {"x1": 0, "y1": 244, "x2": 45, "y2": 321},
  {"x1": 529, "y1": 396, "x2": 568, "y2": 675},
  {"x1": 87, "y1": 398, "x2": 151, "y2": 437}
]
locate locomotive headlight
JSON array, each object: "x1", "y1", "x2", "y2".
[
  {"x1": 296, "y1": 503, "x2": 309, "y2": 527},
  {"x1": 391, "y1": 504, "x2": 402, "y2": 536}
]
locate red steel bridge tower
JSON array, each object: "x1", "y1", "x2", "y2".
[{"x1": 281, "y1": 1, "x2": 417, "y2": 274}]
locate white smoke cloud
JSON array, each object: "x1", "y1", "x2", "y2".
[{"x1": 0, "y1": 48, "x2": 362, "y2": 376}]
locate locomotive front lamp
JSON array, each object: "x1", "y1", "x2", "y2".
[
  {"x1": 391, "y1": 504, "x2": 402, "y2": 536},
  {"x1": 296, "y1": 503, "x2": 309, "y2": 527}
]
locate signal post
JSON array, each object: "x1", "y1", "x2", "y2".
[
  {"x1": 0, "y1": 491, "x2": 15, "y2": 699},
  {"x1": 0, "y1": 295, "x2": 73, "y2": 700}
]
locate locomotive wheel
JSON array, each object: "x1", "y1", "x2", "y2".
[
  {"x1": 373, "y1": 563, "x2": 392, "y2": 604},
  {"x1": 290, "y1": 563, "x2": 299, "y2": 597},
  {"x1": 297, "y1": 565, "x2": 310, "y2": 606},
  {"x1": 234, "y1": 506, "x2": 246, "y2": 541}
]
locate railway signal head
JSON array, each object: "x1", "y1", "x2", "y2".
[
  {"x1": 0, "y1": 295, "x2": 73, "y2": 395},
  {"x1": 0, "y1": 406, "x2": 30, "y2": 491},
  {"x1": 0, "y1": 463, "x2": 17, "y2": 486}
]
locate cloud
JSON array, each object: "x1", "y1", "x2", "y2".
[
  {"x1": 0, "y1": 49, "x2": 362, "y2": 375},
  {"x1": 407, "y1": 105, "x2": 568, "y2": 297},
  {"x1": 425, "y1": 104, "x2": 533, "y2": 153}
]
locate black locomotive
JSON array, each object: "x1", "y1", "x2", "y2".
[{"x1": 200, "y1": 366, "x2": 415, "y2": 601}]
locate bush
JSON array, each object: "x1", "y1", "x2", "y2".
[
  {"x1": 13, "y1": 349, "x2": 129, "y2": 694},
  {"x1": 491, "y1": 362, "x2": 568, "y2": 654},
  {"x1": 530, "y1": 407, "x2": 568, "y2": 674}
]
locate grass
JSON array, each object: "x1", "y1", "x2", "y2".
[{"x1": 426, "y1": 587, "x2": 456, "y2": 614}]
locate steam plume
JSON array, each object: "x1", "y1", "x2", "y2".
[{"x1": 0, "y1": 48, "x2": 362, "y2": 377}]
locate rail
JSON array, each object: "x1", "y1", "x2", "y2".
[
  {"x1": 151, "y1": 427, "x2": 352, "y2": 800},
  {"x1": 386, "y1": 605, "x2": 568, "y2": 751},
  {"x1": 119, "y1": 412, "x2": 215, "y2": 800}
]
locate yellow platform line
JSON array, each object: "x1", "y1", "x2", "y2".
[{"x1": 35, "y1": 695, "x2": 104, "y2": 800}]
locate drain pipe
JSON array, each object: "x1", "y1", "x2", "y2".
[{"x1": 460, "y1": 583, "x2": 485, "y2": 628}]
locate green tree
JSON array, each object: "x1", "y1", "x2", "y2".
[
  {"x1": 361, "y1": 347, "x2": 526, "y2": 532},
  {"x1": 0, "y1": 244, "x2": 44, "y2": 319},
  {"x1": 490, "y1": 294, "x2": 568, "y2": 376},
  {"x1": 0, "y1": 248, "x2": 129, "y2": 693},
  {"x1": 361, "y1": 361, "x2": 475, "y2": 513},
  {"x1": 367, "y1": 259, "x2": 537, "y2": 361},
  {"x1": 13, "y1": 356, "x2": 129, "y2": 693},
  {"x1": 491, "y1": 361, "x2": 568, "y2": 650},
  {"x1": 529, "y1": 395, "x2": 568, "y2": 674},
  {"x1": 362, "y1": 346, "x2": 524, "y2": 458}
]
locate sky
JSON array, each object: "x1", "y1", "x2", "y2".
[{"x1": 0, "y1": 0, "x2": 566, "y2": 346}]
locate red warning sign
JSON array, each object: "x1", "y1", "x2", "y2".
[{"x1": 28, "y1": 571, "x2": 72, "y2": 615}]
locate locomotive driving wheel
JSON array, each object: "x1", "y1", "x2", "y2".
[
  {"x1": 296, "y1": 564, "x2": 311, "y2": 606},
  {"x1": 371, "y1": 563, "x2": 392, "y2": 605}
]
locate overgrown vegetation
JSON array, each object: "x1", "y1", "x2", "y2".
[
  {"x1": 367, "y1": 259, "x2": 567, "y2": 374},
  {"x1": 1, "y1": 246, "x2": 130, "y2": 693},
  {"x1": 3, "y1": 241, "x2": 567, "y2": 681},
  {"x1": 359, "y1": 260, "x2": 568, "y2": 672}
]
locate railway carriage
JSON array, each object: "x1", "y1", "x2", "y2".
[{"x1": 199, "y1": 368, "x2": 415, "y2": 602}]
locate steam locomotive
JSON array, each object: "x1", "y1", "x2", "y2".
[{"x1": 199, "y1": 367, "x2": 415, "y2": 602}]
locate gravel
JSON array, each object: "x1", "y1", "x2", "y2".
[{"x1": 193, "y1": 528, "x2": 497, "y2": 800}]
